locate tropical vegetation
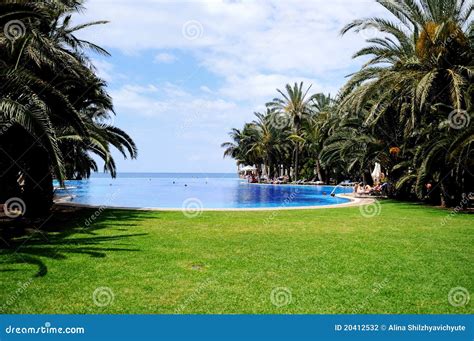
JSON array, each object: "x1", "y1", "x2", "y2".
[
  {"x1": 222, "y1": 0, "x2": 473, "y2": 207},
  {"x1": 0, "y1": 0, "x2": 136, "y2": 216}
]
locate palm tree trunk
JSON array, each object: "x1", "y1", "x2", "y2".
[
  {"x1": 439, "y1": 182, "x2": 448, "y2": 208},
  {"x1": 286, "y1": 166, "x2": 292, "y2": 182},
  {"x1": 0, "y1": 144, "x2": 22, "y2": 202},
  {"x1": 439, "y1": 177, "x2": 458, "y2": 208},
  {"x1": 22, "y1": 146, "x2": 54, "y2": 217},
  {"x1": 315, "y1": 157, "x2": 323, "y2": 181},
  {"x1": 294, "y1": 143, "x2": 299, "y2": 180}
]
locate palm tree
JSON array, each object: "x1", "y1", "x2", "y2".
[
  {"x1": 338, "y1": 0, "x2": 473, "y2": 206},
  {"x1": 221, "y1": 128, "x2": 245, "y2": 163},
  {"x1": 267, "y1": 82, "x2": 316, "y2": 180},
  {"x1": 320, "y1": 110, "x2": 387, "y2": 184},
  {"x1": 59, "y1": 124, "x2": 137, "y2": 179},
  {"x1": 222, "y1": 110, "x2": 293, "y2": 178},
  {"x1": 301, "y1": 93, "x2": 335, "y2": 181},
  {"x1": 221, "y1": 124, "x2": 262, "y2": 169},
  {"x1": 0, "y1": 0, "x2": 137, "y2": 215},
  {"x1": 340, "y1": 0, "x2": 472, "y2": 117},
  {"x1": 248, "y1": 110, "x2": 292, "y2": 178}
]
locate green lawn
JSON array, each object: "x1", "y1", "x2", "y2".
[{"x1": 0, "y1": 201, "x2": 472, "y2": 314}]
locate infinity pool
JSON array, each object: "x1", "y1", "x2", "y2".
[{"x1": 55, "y1": 173, "x2": 353, "y2": 209}]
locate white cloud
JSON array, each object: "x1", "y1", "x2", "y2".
[
  {"x1": 111, "y1": 86, "x2": 168, "y2": 117},
  {"x1": 76, "y1": 0, "x2": 387, "y2": 95},
  {"x1": 91, "y1": 59, "x2": 115, "y2": 82},
  {"x1": 199, "y1": 85, "x2": 212, "y2": 93},
  {"x1": 219, "y1": 73, "x2": 338, "y2": 103},
  {"x1": 161, "y1": 82, "x2": 189, "y2": 98},
  {"x1": 154, "y1": 52, "x2": 177, "y2": 63},
  {"x1": 108, "y1": 80, "x2": 247, "y2": 171},
  {"x1": 74, "y1": 0, "x2": 389, "y2": 172},
  {"x1": 111, "y1": 82, "x2": 238, "y2": 121}
]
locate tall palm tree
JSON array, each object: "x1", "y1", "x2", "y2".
[
  {"x1": 320, "y1": 110, "x2": 387, "y2": 184},
  {"x1": 338, "y1": 0, "x2": 473, "y2": 206},
  {"x1": 221, "y1": 124, "x2": 262, "y2": 169},
  {"x1": 0, "y1": 0, "x2": 137, "y2": 215},
  {"x1": 221, "y1": 128, "x2": 245, "y2": 163},
  {"x1": 302, "y1": 93, "x2": 335, "y2": 181},
  {"x1": 267, "y1": 82, "x2": 316, "y2": 180},
  {"x1": 249, "y1": 110, "x2": 291, "y2": 177},
  {"x1": 340, "y1": 0, "x2": 472, "y2": 118},
  {"x1": 59, "y1": 124, "x2": 137, "y2": 179}
]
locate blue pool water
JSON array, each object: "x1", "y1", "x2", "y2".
[{"x1": 55, "y1": 173, "x2": 353, "y2": 209}]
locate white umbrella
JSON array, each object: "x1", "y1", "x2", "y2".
[
  {"x1": 239, "y1": 165, "x2": 257, "y2": 172},
  {"x1": 371, "y1": 162, "x2": 382, "y2": 183}
]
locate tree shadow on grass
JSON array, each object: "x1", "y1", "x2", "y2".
[{"x1": 0, "y1": 205, "x2": 151, "y2": 277}]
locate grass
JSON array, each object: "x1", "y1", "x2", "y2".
[{"x1": 0, "y1": 200, "x2": 472, "y2": 314}]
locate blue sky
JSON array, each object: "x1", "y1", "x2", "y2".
[{"x1": 76, "y1": 0, "x2": 386, "y2": 173}]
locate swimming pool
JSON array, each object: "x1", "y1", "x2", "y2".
[{"x1": 55, "y1": 173, "x2": 353, "y2": 209}]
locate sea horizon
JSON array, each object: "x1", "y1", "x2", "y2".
[{"x1": 88, "y1": 172, "x2": 238, "y2": 178}]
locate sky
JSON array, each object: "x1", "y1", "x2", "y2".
[{"x1": 75, "y1": 0, "x2": 387, "y2": 173}]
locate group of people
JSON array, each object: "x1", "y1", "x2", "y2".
[
  {"x1": 244, "y1": 174, "x2": 259, "y2": 183},
  {"x1": 243, "y1": 174, "x2": 389, "y2": 197},
  {"x1": 263, "y1": 176, "x2": 290, "y2": 184},
  {"x1": 354, "y1": 182, "x2": 388, "y2": 196},
  {"x1": 244, "y1": 175, "x2": 290, "y2": 184}
]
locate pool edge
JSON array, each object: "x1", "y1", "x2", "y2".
[{"x1": 54, "y1": 194, "x2": 375, "y2": 211}]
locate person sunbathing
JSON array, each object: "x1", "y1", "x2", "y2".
[
  {"x1": 369, "y1": 184, "x2": 382, "y2": 195},
  {"x1": 356, "y1": 183, "x2": 366, "y2": 194}
]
